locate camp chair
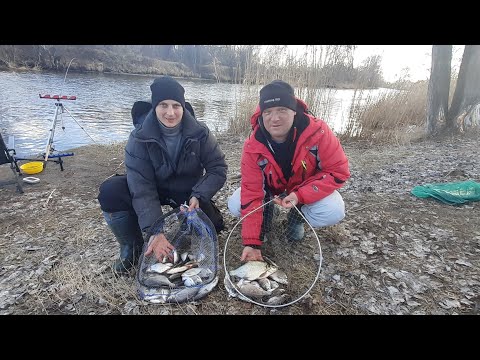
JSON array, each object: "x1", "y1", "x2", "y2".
[{"x1": 0, "y1": 133, "x2": 23, "y2": 193}]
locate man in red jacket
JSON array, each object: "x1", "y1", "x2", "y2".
[{"x1": 227, "y1": 80, "x2": 350, "y2": 262}]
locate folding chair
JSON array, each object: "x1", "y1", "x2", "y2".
[{"x1": 0, "y1": 133, "x2": 23, "y2": 193}]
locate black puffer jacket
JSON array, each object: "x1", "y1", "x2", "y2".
[{"x1": 125, "y1": 107, "x2": 227, "y2": 231}]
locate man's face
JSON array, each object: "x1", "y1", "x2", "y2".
[
  {"x1": 262, "y1": 106, "x2": 296, "y2": 142},
  {"x1": 155, "y1": 100, "x2": 183, "y2": 128}
]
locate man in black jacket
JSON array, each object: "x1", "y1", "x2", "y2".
[{"x1": 98, "y1": 76, "x2": 227, "y2": 274}]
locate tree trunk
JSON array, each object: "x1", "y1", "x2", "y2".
[
  {"x1": 447, "y1": 45, "x2": 480, "y2": 128},
  {"x1": 426, "y1": 45, "x2": 452, "y2": 136}
]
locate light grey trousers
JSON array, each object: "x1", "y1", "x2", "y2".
[{"x1": 227, "y1": 188, "x2": 345, "y2": 228}]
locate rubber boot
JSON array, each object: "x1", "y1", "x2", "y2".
[
  {"x1": 103, "y1": 210, "x2": 144, "y2": 275},
  {"x1": 286, "y1": 207, "x2": 305, "y2": 243}
]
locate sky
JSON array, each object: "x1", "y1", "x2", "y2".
[
  {"x1": 354, "y1": 45, "x2": 465, "y2": 82},
  {"x1": 286, "y1": 45, "x2": 465, "y2": 83},
  {"x1": 354, "y1": 45, "x2": 431, "y2": 82}
]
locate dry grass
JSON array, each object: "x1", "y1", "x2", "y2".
[{"x1": 340, "y1": 81, "x2": 428, "y2": 144}]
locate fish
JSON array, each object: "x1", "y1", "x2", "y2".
[
  {"x1": 167, "y1": 286, "x2": 199, "y2": 303},
  {"x1": 142, "y1": 274, "x2": 177, "y2": 288},
  {"x1": 223, "y1": 275, "x2": 250, "y2": 302},
  {"x1": 162, "y1": 249, "x2": 179, "y2": 264},
  {"x1": 182, "y1": 267, "x2": 202, "y2": 278},
  {"x1": 257, "y1": 277, "x2": 272, "y2": 291},
  {"x1": 229, "y1": 261, "x2": 277, "y2": 281},
  {"x1": 268, "y1": 269, "x2": 288, "y2": 285},
  {"x1": 166, "y1": 263, "x2": 196, "y2": 275},
  {"x1": 194, "y1": 276, "x2": 219, "y2": 300},
  {"x1": 265, "y1": 293, "x2": 289, "y2": 305},
  {"x1": 180, "y1": 251, "x2": 189, "y2": 262},
  {"x1": 270, "y1": 284, "x2": 284, "y2": 296},
  {"x1": 236, "y1": 279, "x2": 273, "y2": 299},
  {"x1": 198, "y1": 267, "x2": 213, "y2": 278},
  {"x1": 140, "y1": 287, "x2": 171, "y2": 303},
  {"x1": 146, "y1": 262, "x2": 173, "y2": 274},
  {"x1": 183, "y1": 274, "x2": 202, "y2": 286}
]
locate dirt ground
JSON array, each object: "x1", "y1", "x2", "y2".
[{"x1": 1, "y1": 132, "x2": 479, "y2": 315}]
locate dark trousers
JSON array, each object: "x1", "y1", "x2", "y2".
[{"x1": 97, "y1": 175, "x2": 225, "y2": 233}]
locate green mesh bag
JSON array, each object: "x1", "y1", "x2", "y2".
[{"x1": 411, "y1": 180, "x2": 480, "y2": 205}]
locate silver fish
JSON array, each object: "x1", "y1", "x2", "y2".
[
  {"x1": 167, "y1": 286, "x2": 199, "y2": 303},
  {"x1": 265, "y1": 293, "x2": 289, "y2": 305},
  {"x1": 183, "y1": 274, "x2": 202, "y2": 286},
  {"x1": 268, "y1": 269, "x2": 288, "y2": 285},
  {"x1": 224, "y1": 275, "x2": 250, "y2": 301},
  {"x1": 162, "y1": 249, "x2": 179, "y2": 264},
  {"x1": 236, "y1": 279, "x2": 273, "y2": 298},
  {"x1": 182, "y1": 267, "x2": 202, "y2": 278},
  {"x1": 141, "y1": 287, "x2": 171, "y2": 303},
  {"x1": 229, "y1": 261, "x2": 277, "y2": 281},
  {"x1": 142, "y1": 274, "x2": 176, "y2": 288},
  {"x1": 180, "y1": 251, "x2": 189, "y2": 262},
  {"x1": 147, "y1": 262, "x2": 173, "y2": 274},
  {"x1": 257, "y1": 277, "x2": 272, "y2": 291},
  {"x1": 194, "y1": 276, "x2": 219, "y2": 300},
  {"x1": 166, "y1": 263, "x2": 196, "y2": 275},
  {"x1": 198, "y1": 267, "x2": 213, "y2": 278}
]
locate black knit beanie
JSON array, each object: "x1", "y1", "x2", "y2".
[
  {"x1": 150, "y1": 76, "x2": 186, "y2": 109},
  {"x1": 259, "y1": 80, "x2": 297, "y2": 112}
]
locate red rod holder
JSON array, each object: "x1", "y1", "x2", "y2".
[{"x1": 39, "y1": 94, "x2": 77, "y2": 100}]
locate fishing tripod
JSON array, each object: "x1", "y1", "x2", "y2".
[
  {"x1": 16, "y1": 94, "x2": 84, "y2": 170},
  {"x1": 39, "y1": 94, "x2": 78, "y2": 170}
]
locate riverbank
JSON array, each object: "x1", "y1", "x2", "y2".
[{"x1": 0, "y1": 133, "x2": 479, "y2": 315}]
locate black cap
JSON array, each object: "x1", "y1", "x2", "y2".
[
  {"x1": 150, "y1": 76, "x2": 185, "y2": 109},
  {"x1": 259, "y1": 80, "x2": 297, "y2": 112}
]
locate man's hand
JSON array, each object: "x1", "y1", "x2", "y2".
[
  {"x1": 273, "y1": 192, "x2": 298, "y2": 209},
  {"x1": 241, "y1": 246, "x2": 263, "y2": 262},
  {"x1": 188, "y1": 196, "x2": 200, "y2": 212},
  {"x1": 145, "y1": 233, "x2": 175, "y2": 262}
]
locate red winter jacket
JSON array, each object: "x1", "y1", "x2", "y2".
[{"x1": 240, "y1": 99, "x2": 350, "y2": 247}]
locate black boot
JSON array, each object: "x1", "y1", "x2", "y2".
[
  {"x1": 199, "y1": 199, "x2": 225, "y2": 234},
  {"x1": 286, "y1": 206, "x2": 305, "y2": 243},
  {"x1": 103, "y1": 210, "x2": 144, "y2": 275}
]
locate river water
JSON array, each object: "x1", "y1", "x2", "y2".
[{"x1": 0, "y1": 70, "x2": 388, "y2": 156}]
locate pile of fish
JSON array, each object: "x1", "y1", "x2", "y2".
[
  {"x1": 224, "y1": 257, "x2": 290, "y2": 306},
  {"x1": 137, "y1": 249, "x2": 218, "y2": 304}
]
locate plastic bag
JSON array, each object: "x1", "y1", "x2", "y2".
[{"x1": 411, "y1": 180, "x2": 480, "y2": 205}]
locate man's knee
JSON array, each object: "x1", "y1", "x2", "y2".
[
  {"x1": 98, "y1": 175, "x2": 132, "y2": 212},
  {"x1": 227, "y1": 188, "x2": 241, "y2": 218},
  {"x1": 304, "y1": 190, "x2": 345, "y2": 227}
]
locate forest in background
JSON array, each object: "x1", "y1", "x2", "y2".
[{"x1": 0, "y1": 45, "x2": 404, "y2": 89}]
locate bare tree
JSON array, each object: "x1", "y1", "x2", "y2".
[
  {"x1": 426, "y1": 45, "x2": 451, "y2": 135},
  {"x1": 446, "y1": 45, "x2": 480, "y2": 128},
  {"x1": 427, "y1": 45, "x2": 480, "y2": 135}
]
